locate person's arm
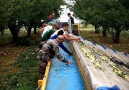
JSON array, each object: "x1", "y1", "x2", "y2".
[
  {"x1": 59, "y1": 43, "x2": 72, "y2": 55},
  {"x1": 39, "y1": 41, "x2": 46, "y2": 49},
  {"x1": 55, "y1": 46, "x2": 72, "y2": 64},
  {"x1": 49, "y1": 29, "x2": 55, "y2": 38},
  {"x1": 63, "y1": 33, "x2": 80, "y2": 41},
  {"x1": 50, "y1": 35, "x2": 58, "y2": 39}
]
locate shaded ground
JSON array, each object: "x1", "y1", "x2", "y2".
[
  {"x1": 0, "y1": 37, "x2": 28, "y2": 88},
  {"x1": 0, "y1": 29, "x2": 41, "y2": 89}
]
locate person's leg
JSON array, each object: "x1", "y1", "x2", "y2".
[{"x1": 38, "y1": 60, "x2": 47, "y2": 79}]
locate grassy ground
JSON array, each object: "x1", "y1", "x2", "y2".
[
  {"x1": 0, "y1": 26, "x2": 129, "y2": 90},
  {"x1": 0, "y1": 29, "x2": 41, "y2": 90},
  {"x1": 1, "y1": 47, "x2": 39, "y2": 90}
]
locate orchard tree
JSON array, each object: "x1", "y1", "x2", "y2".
[
  {"x1": 0, "y1": 0, "x2": 11, "y2": 35},
  {"x1": 24, "y1": 0, "x2": 64, "y2": 37},
  {"x1": 7, "y1": 0, "x2": 26, "y2": 43},
  {"x1": 0, "y1": 0, "x2": 64, "y2": 43},
  {"x1": 73, "y1": 0, "x2": 129, "y2": 43}
]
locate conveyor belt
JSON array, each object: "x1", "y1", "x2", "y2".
[
  {"x1": 46, "y1": 42, "x2": 86, "y2": 90},
  {"x1": 38, "y1": 37, "x2": 129, "y2": 90}
]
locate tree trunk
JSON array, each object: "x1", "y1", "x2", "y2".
[
  {"x1": 114, "y1": 28, "x2": 121, "y2": 43},
  {"x1": 34, "y1": 24, "x2": 37, "y2": 34},
  {"x1": 0, "y1": 27, "x2": 5, "y2": 35},
  {"x1": 94, "y1": 24, "x2": 99, "y2": 34},
  {"x1": 27, "y1": 25, "x2": 32, "y2": 37},
  {"x1": 102, "y1": 26, "x2": 107, "y2": 37},
  {"x1": 8, "y1": 24, "x2": 19, "y2": 43},
  {"x1": 0, "y1": 30, "x2": 4, "y2": 35}
]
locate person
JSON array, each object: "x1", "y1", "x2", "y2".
[
  {"x1": 51, "y1": 22, "x2": 80, "y2": 41},
  {"x1": 67, "y1": 13, "x2": 79, "y2": 36},
  {"x1": 39, "y1": 30, "x2": 73, "y2": 55},
  {"x1": 67, "y1": 13, "x2": 74, "y2": 24},
  {"x1": 39, "y1": 23, "x2": 59, "y2": 49},
  {"x1": 41, "y1": 22, "x2": 53, "y2": 38},
  {"x1": 50, "y1": 23, "x2": 80, "y2": 55},
  {"x1": 41, "y1": 20, "x2": 45, "y2": 29},
  {"x1": 40, "y1": 23, "x2": 79, "y2": 55},
  {"x1": 37, "y1": 35, "x2": 73, "y2": 79},
  {"x1": 41, "y1": 21, "x2": 47, "y2": 34},
  {"x1": 50, "y1": 30, "x2": 73, "y2": 55},
  {"x1": 48, "y1": 11, "x2": 55, "y2": 22},
  {"x1": 41, "y1": 23, "x2": 58, "y2": 41}
]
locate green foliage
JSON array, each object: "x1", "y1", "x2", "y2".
[
  {"x1": 2, "y1": 47, "x2": 39, "y2": 90},
  {"x1": 17, "y1": 36, "x2": 30, "y2": 46},
  {"x1": 73, "y1": 0, "x2": 129, "y2": 43},
  {"x1": 0, "y1": 0, "x2": 64, "y2": 43},
  {"x1": 118, "y1": 0, "x2": 129, "y2": 9},
  {"x1": 21, "y1": 0, "x2": 64, "y2": 23},
  {"x1": 13, "y1": 34, "x2": 40, "y2": 46},
  {"x1": 121, "y1": 31, "x2": 129, "y2": 38}
]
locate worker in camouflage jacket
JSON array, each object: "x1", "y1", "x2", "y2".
[{"x1": 37, "y1": 35, "x2": 72, "y2": 79}]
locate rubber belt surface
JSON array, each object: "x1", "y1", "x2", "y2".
[{"x1": 46, "y1": 42, "x2": 86, "y2": 90}]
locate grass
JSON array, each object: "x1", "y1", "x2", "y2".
[
  {"x1": 79, "y1": 24, "x2": 95, "y2": 31},
  {"x1": 2, "y1": 47, "x2": 39, "y2": 90},
  {"x1": 0, "y1": 29, "x2": 41, "y2": 90}
]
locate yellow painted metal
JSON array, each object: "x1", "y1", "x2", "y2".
[
  {"x1": 38, "y1": 61, "x2": 51, "y2": 90},
  {"x1": 38, "y1": 80, "x2": 43, "y2": 87},
  {"x1": 72, "y1": 24, "x2": 80, "y2": 36},
  {"x1": 41, "y1": 61, "x2": 51, "y2": 90},
  {"x1": 70, "y1": 42, "x2": 92, "y2": 90}
]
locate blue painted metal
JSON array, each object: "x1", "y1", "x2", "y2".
[
  {"x1": 97, "y1": 85, "x2": 120, "y2": 90},
  {"x1": 112, "y1": 49, "x2": 117, "y2": 53},
  {"x1": 123, "y1": 52, "x2": 128, "y2": 56},
  {"x1": 92, "y1": 42, "x2": 96, "y2": 46},
  {"x1": 101, "y1": 45, "x2": 107, "y2": 50},
  {"x1": 46, "y1": 42, "x2": 86, "y2": 90},
  {"x1": 80, "y1": 36, "x2": 87, "y2": 40}
]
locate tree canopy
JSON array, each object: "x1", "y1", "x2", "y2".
[
  {"x1": 73, "y1": 0, "x2": 129, "y2": 43},
  {"x1": 0, "y1": 0, "x2": 64, "y2": 43}
]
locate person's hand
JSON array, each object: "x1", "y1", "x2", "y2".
[
  {"x1": 68, "y1": 61, "x2": 73, "y2": 64},
  {"x1": 76, "y1": 37, "x2": 81, "y2": 41},
  {"x1": 69, "y1": 53, "x2": 73, "y2": 56}
]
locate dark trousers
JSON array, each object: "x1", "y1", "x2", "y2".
[
  {"x1": 38, "y1": 60, "x2": 47, "y2": 79},
  {"x1": 72, "y1": 30, "x2": 79, "y2": 36}
]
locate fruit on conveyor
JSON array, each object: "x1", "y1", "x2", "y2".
[{"x1": 76, "y1": 41, "x2": 129, "y2": 82}]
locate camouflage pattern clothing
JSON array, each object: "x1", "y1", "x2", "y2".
[{"x1": 37, "y1": 39, "x2": 68, "y2": 79}]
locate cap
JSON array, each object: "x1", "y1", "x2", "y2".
[
  {"x1": 48, "y1": 19, "x2": 57, "y2": 25},
  {"x1": 48, "y1": 21, "x2": 53, "y2": 25}
]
